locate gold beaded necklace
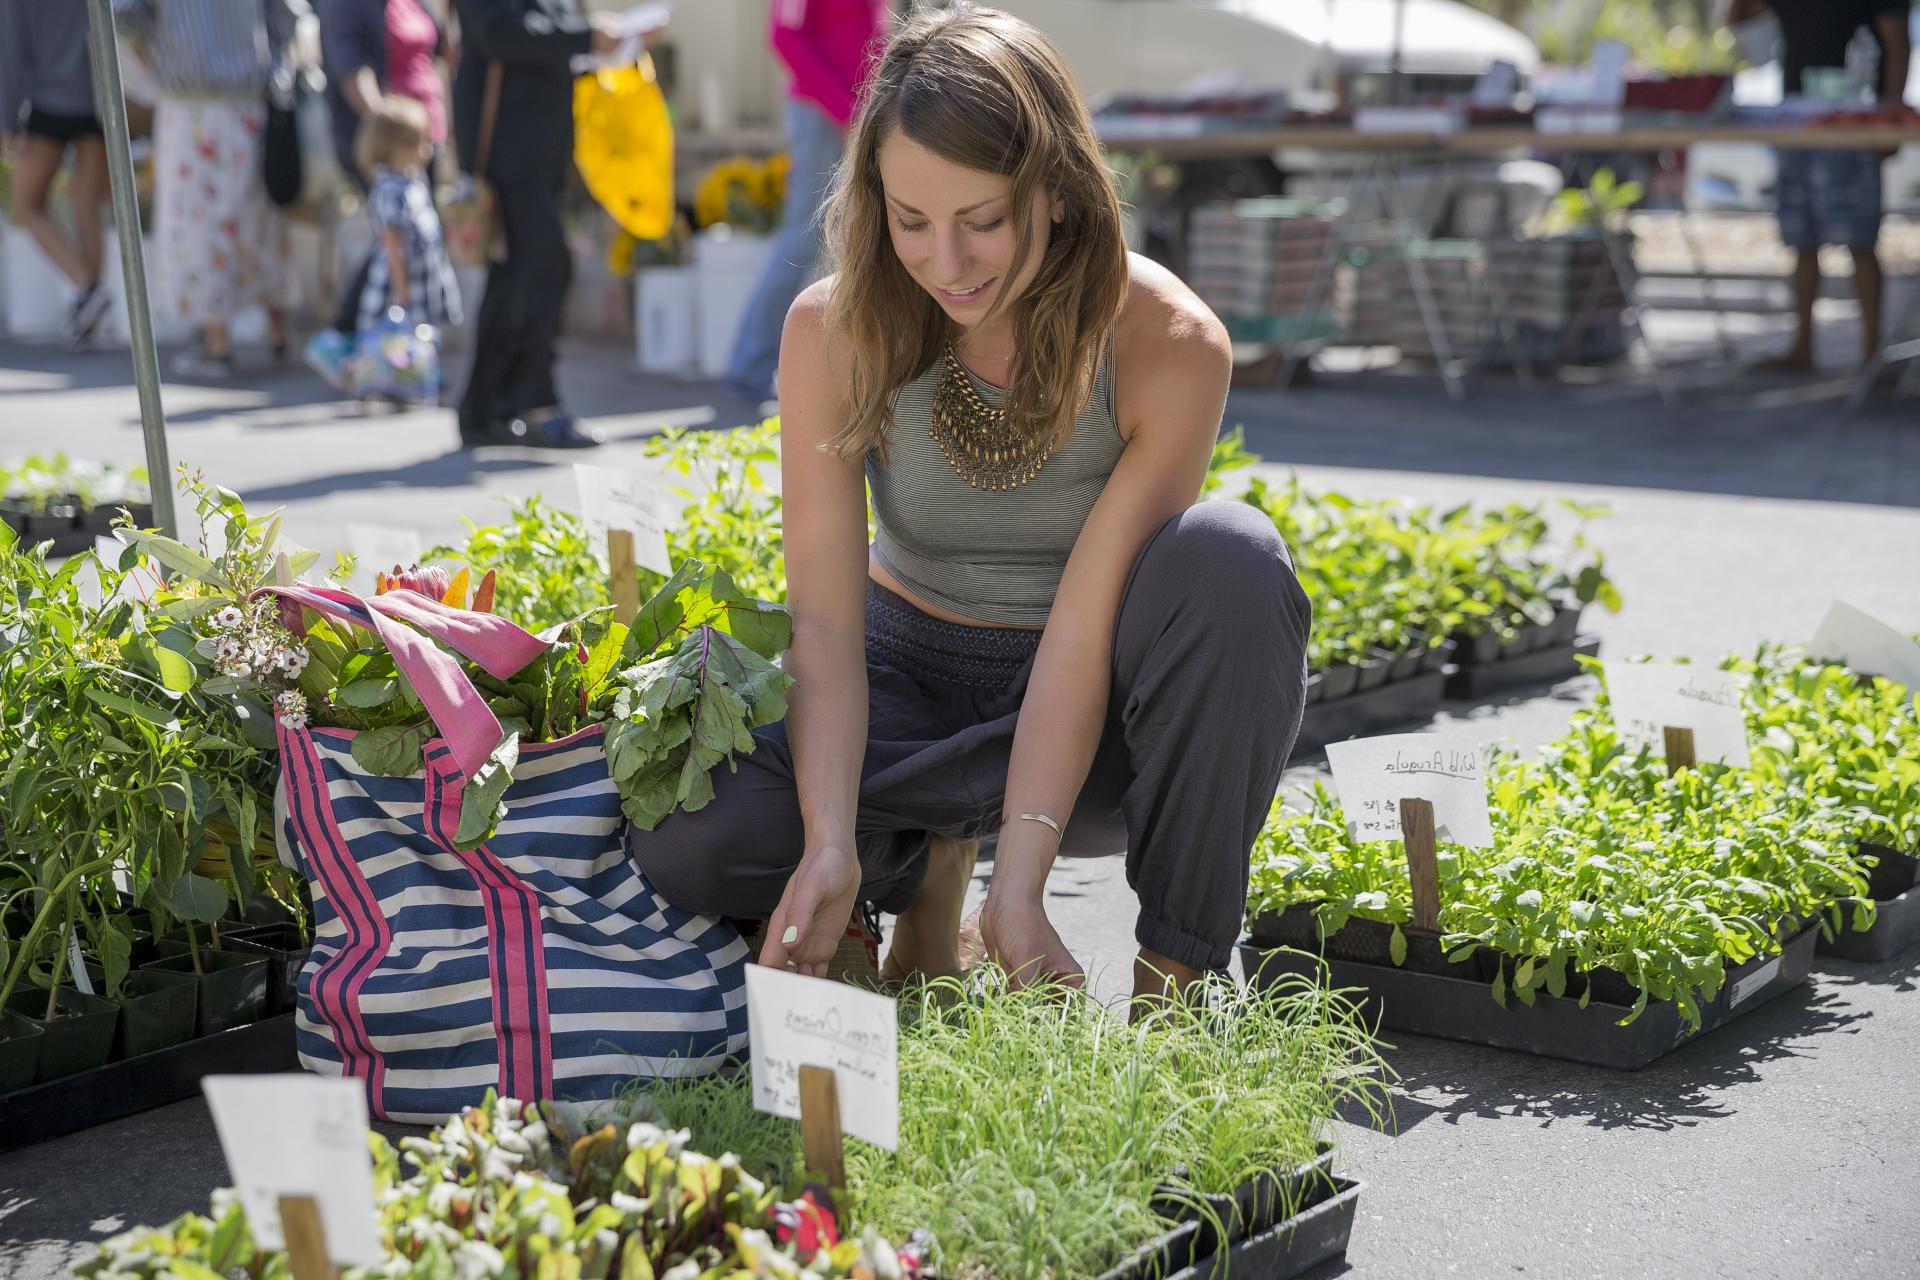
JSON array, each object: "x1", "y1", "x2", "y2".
[{"x1": 928, "y1": 342, "x2": 1057, "y2": 492}]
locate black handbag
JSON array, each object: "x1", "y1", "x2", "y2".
[{"x1": 263, "y1": 63, "x2": 304, "y2": 208}]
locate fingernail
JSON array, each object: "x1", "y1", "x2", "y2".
[{"x1": 781, "y1": 925, "x2": 799, "y2": 945}]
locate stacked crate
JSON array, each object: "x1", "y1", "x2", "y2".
[{"x1": 1186, "y1": 199, "x2": 1341, "y2": 347}]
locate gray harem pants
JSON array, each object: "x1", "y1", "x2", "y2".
[{"x1": 626, "y1": 501, "x2": 1312, "y2": 972}]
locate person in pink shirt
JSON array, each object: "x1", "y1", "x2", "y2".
[{"x1": 723, "y1": 0, "x2": 889, "y2": 402}]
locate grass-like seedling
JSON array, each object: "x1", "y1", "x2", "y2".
[{"x1": 645, "y1": 969, "x2": 1389, "y2": 1280}]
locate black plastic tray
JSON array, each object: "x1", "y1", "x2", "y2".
[
  {"x1": 0, "y1": 1013, "x2": 296, "y2": 1152},
  {"x1": 1168, "y1": 1177, "x2": 1363, "y2": 1280},
  {"x1": 1293, "y1": 671, "x2": 1446, "y2": 756},
  {"x1": 1239, "y1": 927, "x2": 1817, "y2": 1071},
  {"x1": 1817, "y1": 886, "x2": 1920, "y2": 962},
  {"x1": 1155, "y1": 1143, "x2": 1337, "y2": 1256},
  {"x1": 1443, "y1": 635, "x2": 1601, "y2": 700}
]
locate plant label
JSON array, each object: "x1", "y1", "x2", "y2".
[
  {"x1": 1809, "y1": 600, "x2": 1920, "y2": 691},
  {"x1": 1325, "y1": 733, "x2": 1493, "y2": 849},
  {"x1": 574, "y1": 463, "x2": 673, "y2": 576},
  {"x1": 345, "y1": 523, "x2": 428, "y2": 594},
  {"x1": 743, "y1": 965, "x2": 899, "y2": 1151},
  {"x1": 202, "y1": 1075, "x2": 382, "y2": 1265},
  {"x1": 1729, "y1": 955, "x2": 1784, "y2": 1009},
  {"x1": 1602, "y1": 662, "x2": 1751, "y2": 768}
]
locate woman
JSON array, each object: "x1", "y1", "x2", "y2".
[
  {"x1": 627, "y1": 5, "x2": 1311, "y2": 1004},
  {"x1": 449, "y1": 0, "x2": 624, "y2": 449},
  {"x1": 0, "y1": 0, "x2": 113, "y2": 345},
  {"x1": 115, "y1": 0, "x2": 301, "y2": 379},
  {"x1": 306, "y1": 0, "x2": 451, "y2": 385}
]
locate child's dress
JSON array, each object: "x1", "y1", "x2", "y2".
[{"x1": 359, "y1": 167, "x2": 462, "y2": 332}]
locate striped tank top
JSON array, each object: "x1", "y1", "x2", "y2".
[{"x1": 866, "y1": 343, "x2": 1125, "y2": 627}]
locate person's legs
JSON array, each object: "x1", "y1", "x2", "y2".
[
  {"x1": 67, "y1": 134, "x2": 108, "y2": 288},
  {"x1": 1832, "y1": 150, "x2": 1888, "y2": 368},
  {"x1": 10, "y1": 134, "x2": 90, "y2": 289},
  {"x1": 722, "y1": 99, "x2": 841, "y2": 399},
  {"x1": 458, "y1": 252, "x2": 516, "y2": 438},
  {"x1": 495, "y1": 174, "x2": 571, "y2": 419},
  {"x1": 1770, "y1": 150, "x2": 1820, "y2": 369},
  {"x1": 1853, "y1": 246, "x2": 1884, "y2": 366},
  {"x1": 1099, "y1": 502, "x2": 1311, "y2": 997}
]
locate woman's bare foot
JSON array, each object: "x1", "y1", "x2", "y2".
[
  {"x1": 1130, "y1": 948, "x2": 1205, "y2": 1022},
  {"x1": 880, "y1": 835, "x2": 978, "y2": 986}
]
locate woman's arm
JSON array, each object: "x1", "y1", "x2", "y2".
[
  {"x1": 756, "y1": 278, "x2": 875, "y2": 977},
  {"x1": 981, "y1": 264, "x2": 1232, "y2": 987}
]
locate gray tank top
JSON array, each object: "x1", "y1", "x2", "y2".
[{"x1": 867, "y1": 343, "x2": 1125, "y2": 627}]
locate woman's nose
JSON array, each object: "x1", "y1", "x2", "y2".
[{"x1": 931, "y1": 229, "x2": 967, "y2": 284}]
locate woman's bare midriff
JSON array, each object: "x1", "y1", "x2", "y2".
[{"x1": 867, "y1": 550, "x2": 1045, "y2": 631}]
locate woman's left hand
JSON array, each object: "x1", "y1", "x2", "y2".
[{"x1": 979, "y1": 897, "x2": 1084, "y2": 991}]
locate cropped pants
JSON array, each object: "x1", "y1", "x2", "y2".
[{"x1": 626, "y1": 501, "x2": 1312, "y2": 972}]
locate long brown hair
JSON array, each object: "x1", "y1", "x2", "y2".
[{"x1": 821, "y1": 4, "x2": 1129, "y2": 460}]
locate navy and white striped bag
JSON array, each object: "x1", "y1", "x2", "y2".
[{"x1": 267, "y1": 585, "x2": 750, "y2": 1124}]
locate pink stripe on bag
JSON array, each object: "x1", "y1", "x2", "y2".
[
  {"x1": 424, "y1": 747, "x2": 552, "y2": 1101},
  {"x1": 280, "y1": 725, "x2": 390, "y2": 1117}
]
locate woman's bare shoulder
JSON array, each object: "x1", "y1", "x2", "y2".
[
  {"x1": 1113, "y1": 252, "x2": 1231, "y2": 378},
  {"x1": 784, "y1": 275, "x2": 855, "y2": 379}
]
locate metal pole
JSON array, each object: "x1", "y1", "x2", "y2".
[{"x1": 84, "y1": 0, "x2": 177, "y2": 537}]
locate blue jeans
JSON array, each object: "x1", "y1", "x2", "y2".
[{"x1": 723, "y1": 98, "x2": 842, "y2": 396}]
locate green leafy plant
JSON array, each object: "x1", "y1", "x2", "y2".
[
  {"x1": 1, "y1": 452, "x2": 151, "y2": 516},
  {"x1": 1540, "y1": 168, "x2": 1645, "y2": 237},
  {"x1": 77, "y1": 1090, "x2": 928, "y2": 1279},
  {"x1": 648, "y1": 970, "x2": 1390, "y2": 1280}
]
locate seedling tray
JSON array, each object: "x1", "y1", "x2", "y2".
[
  {"x1": 1817, "y1": 887, "x2": 1920, "y2": 962},
  {"x1": 1443, "y1": 635, "x2": 1601, "y2": 700},
  {"x1": 1238, "y1": 927, "x2": 1818, "y2": 1071},
  {"x1": 1293, "y1": 671, "x2": 1446, "y2": 756},
  {"x1": 1155, "y1": 1142, "x2": 1337, "y2": 1255},
  {"x1": 0, "y1": 1013, "x2": 295, "y2": 1152},
  {"x1": 1169, "y1": 1177, "x2": 1363, "y2": 1280}
]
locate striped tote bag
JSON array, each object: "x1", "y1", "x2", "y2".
[{"x1": 267, "y1": 584, "x2": 751, "y2": 1124}]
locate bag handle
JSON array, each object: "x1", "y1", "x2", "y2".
[
  {"x1": 474, "y1": 60, "x2": 503, "y2": 178},
  {"x1": 254, "y1": 584, "x2": 547, "y2": 778}
]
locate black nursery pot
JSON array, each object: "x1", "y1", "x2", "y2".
[
  {"x1": 148, "y1": 950, "x2": 270, "y2": 1036},
  {"x1": 1549, "y1": 603, "x2": 1583, "y2": 645},
  {"x1": 1498, "y1": 625, "x2": 1538, "y2": 659},
  {"x1": 224, "y1": 924, "x2": 311, "y2": 1016},
  {"x1": 0, "y1": 1011, "x2": 46, "y2": 1093},
  {"x1": 1318, "y1": 663, "x2": 1360, "y2": 701},
  {"x1": 1457, "y1": 629, "x2": 1502, "y2": 663},
  {"x1": 1423, "y1": 636, "x2": 1459, "y2": 673},
  {"x1": 3, "y1": 986, "x2": 121, "y2": 1082},
  {"x1": 1862, "y1": 843, "x2": 1920, "y2": 902},
  {"x1": 1387, "y1": 646, "x2": 1423, "y2": 683},
  {"x1": 1354, "y1": 650, "x2": 1392, "y2": 691},
  {"x1": 84, "y1": 963, "x2": 200, "y2": 1058},
  {"x1": 1303, "y1": 671, "x2": 1325, "y2": 705}
]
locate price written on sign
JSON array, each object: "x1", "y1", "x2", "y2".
[
  {"x1": 202, "y1": 1075, "x2": 382, "y2": 1265},
  {"x1": 1602, "y1": 661, "x2": 1751, "y2": 768},
  {"x1": 1809, "y1": 600, "x2": 1920, "y2": 692},
  {"x1": 573, "y1": 462, "x2": 673, "y2": 576},
  {"x1": 1324, "y1": 732, "x2": 1494, "y2": 849},
  {"x1": 744, "y1": 965, "x2": 899, "y2": 1151}
]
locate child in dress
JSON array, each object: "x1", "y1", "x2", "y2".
[{"x1": 303, "y1": 96, "x2": 460, "y2": 402}]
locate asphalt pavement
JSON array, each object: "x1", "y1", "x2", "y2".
[{"x1": 2, "y1": 314, "x2": 1917, "y2": 1279}]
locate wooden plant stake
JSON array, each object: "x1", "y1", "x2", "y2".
[
  {"x1": 1662, "y1": 726, "x2": 1696, "y2": 776},
  {"x1": 1399, "y1": 797, "x2": 1441, "y2": 933},
  {"x1": 277, "y1": 1194, "x2": 336, "y2": 1280},
  {"x1": 608, "y1": 529, "x2": 640, "y2": 626},
  {"x1": 798, "y1": 1064, "x2": 847, "y2": 1193}
]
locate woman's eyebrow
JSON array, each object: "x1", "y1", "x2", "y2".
[{"x1": 885, "y1": 195, "x2": 1001, "y2": 217}]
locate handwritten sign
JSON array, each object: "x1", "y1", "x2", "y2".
[
  {"x1": 345, "y1": 523, "x2": 427, "y2": 593},
  {"x1": 744, "y1": 965, "x2": 898, "y2": 1151},
  {"x1": 574, "y1": 463, "x2": 673, "y2": 576},
  {"x1": 1602, "y1": 661, "x2": 1751, "y2": 768},
  {"x1": 1809, "y1": 600, "x2": 1920, "y2": 692},
  {"x1": 202, "y1": 1076, "x2": 382, "y2": 1265},
  {"x1": 1324, "y1": 732, "x2": 1493, "y2": 849}
]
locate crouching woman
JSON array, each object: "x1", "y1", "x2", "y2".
[{"x1": 628, "y1": 3, "x2": 1310, "y2": 1003}]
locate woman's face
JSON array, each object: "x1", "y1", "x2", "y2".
[{"x1": 876, "y1": 130, "x2": 1061, "y2": 332}]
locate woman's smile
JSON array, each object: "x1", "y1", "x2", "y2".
[{"x1": 936, "y1": 278, "x2": 997, "y2": 306}]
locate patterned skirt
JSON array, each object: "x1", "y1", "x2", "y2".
[{"x1": 154, "y1": 98, "x2": 289, "y2": 327}]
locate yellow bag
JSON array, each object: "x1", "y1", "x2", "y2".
[{"x1": 573, "y1": 55, "x2": 674, "y2": 240}]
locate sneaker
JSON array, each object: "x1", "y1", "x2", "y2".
[
  {"x1": 169, "y1": 348, "x2": 237, "y2": 380},
  {"x1": 68, "y1": 285, "x2": 111, "y2": 347},
  {"x1": 302, "y1": 330, "x2": 355, "y2": 391}
]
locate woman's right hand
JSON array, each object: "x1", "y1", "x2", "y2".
[{"x1": 759, "y1": 842, "x2": 862, "y2": 978}]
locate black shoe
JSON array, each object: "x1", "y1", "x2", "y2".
[{"x1": 500, "y1": 413, "x2": 603, "y2": 449}]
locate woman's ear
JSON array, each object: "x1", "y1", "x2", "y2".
[{"x1": 1050, "y1": 196, "x2": 1066, "y2": 224}]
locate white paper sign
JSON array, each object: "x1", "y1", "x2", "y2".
[
  {"x1": 1729, "y1": 955, "x2": 1784, "y2": 1009},
  {"x1": 744, "y1": 965, "x2": 899, "y2": 1151},
  {"x1": 1324, "y1": 732, "x2": 1494, "y2": 849},
  {"x1": 573, "y1": 463, "x2": 673, "y2": 576},
  {"x1": 1809, "y1": 600, "x2": 1920, "y2": 692},
  {"x1": 345, "y1": 523, "x2": 427, "y2": 593},
  {"x1": 1602, "y1": 662, "x2": 1751, "y2": 768},
  {"x1": 202, "y1": 1076, "x2": 382, "y2": 1265}
]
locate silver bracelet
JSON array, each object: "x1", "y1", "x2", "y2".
[{"x1": 1013, "y1": 811, "x2": 1064, "y2": 840}]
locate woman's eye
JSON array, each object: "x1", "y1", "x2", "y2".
[
  {"x1": 969, "y1": 217, "x2": 1006, "y2": 233},
  {"x1": 895, "y1": 218, "x2": 927, "y2": 233}
]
